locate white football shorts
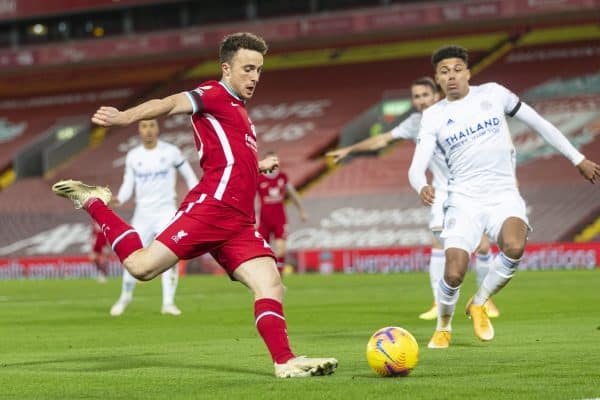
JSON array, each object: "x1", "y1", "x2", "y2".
[
  {"x1": 132, "y1": 206, "x2": 177, "y2": 246},
  {"x1": 441, "y1": 190, "x2": 531, "y2": 254}
]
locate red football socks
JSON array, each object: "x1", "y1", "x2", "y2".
[
  {"x1": 254, "y1": 298, "x2": 295, "y2": 364},
  {"x1": 86, "y1": 199, "x2": 142, "y2": 262}
]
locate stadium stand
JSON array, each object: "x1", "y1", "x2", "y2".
[
  {"x1": 295, "y1": 24, "x2": 600, "y2": 247},
  {"x1": 0, "y1": 5, "x2": 598, "y2": 258}
]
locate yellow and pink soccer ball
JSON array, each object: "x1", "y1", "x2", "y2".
[{"x1": 366, "y1": 326, "x2": 419, "y2": 377}]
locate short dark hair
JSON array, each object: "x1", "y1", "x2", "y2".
[
  {"x1": 219, "y1": 32, "x2": 268, "y2": 64},
  {"x1": 411, "y1": 76, "x2": 439, "y2": 93},
  {"x1": 431, "y1": 45, "x2": 469, "y2": 68}
]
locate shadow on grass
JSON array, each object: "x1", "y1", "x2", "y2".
[{"x1": 3, "y1": 354, "x2": 272, "y2": 378}]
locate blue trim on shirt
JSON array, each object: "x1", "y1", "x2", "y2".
[{"x1": 219, "y1": 81, "x2": 244, "y2": 102}]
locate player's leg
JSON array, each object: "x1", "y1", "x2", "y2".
[
  {"x1": 273, "y1": 238, "x2": 286, "y2": 273},
  {"x1": 273, "y1": 220, "x2": 289, "y2": 274},
  {"x1": 472, "y1": 192, "x2": 529, "y2": 308},
  {"x1": 160, "y1": 265, "x2": 180, "y2": 315},
  {"x1": 474, "y1": 235, "x2": 500, "y2": 318},
  {"x1": 52, "y1": 180, "x2": 179, "y2": 281},
  {"x1": 110, "y1": 214, "x2": 155, "y2": 316},
  {"x1": 110, "y1": 268, "x2": 137, "y2": 316},
  {"x1": 428, "y1": 247, "x2": 469, "y2": 348},
  {"x1": 155, "y1": 210, "x2": 182, "y2": 315},
  {"x1": 90, "y1": 232, "x2": 108, "y2": 282},
  {"x1": 429, "y1": 202, "x2": 482, "y2": 348},
  {"x1": 90, "y1": 251, "x2": 107, "y2": 283},
  {"x1": 473, "y1": 217, "x2": 528, "y2": 306},
  {"x1": 421, "y1": 192, "x2": 446, "y2": 320},
  {"x1": 232, "y1": 256, "x2": 337, "y2": 378},
  {"x1": 469, "y1": 194, "x2": 528, "y2": 341},
  {"x1": 419, "y1": 230, "x2": 444, "y2": 320},
  {"x1": 474, "y1": 235, "x2": 492, "y2": 288}
]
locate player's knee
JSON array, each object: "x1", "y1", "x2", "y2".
[
  {"x1": 124, "y1": 258, "x2": 154, "y2": 281},
  {"x1": 443, "y1": 258, "x2": 466, "y2": 287},
  {"x1": 443, "y1": 270, "x2": 464, "y2": 287},
  {"x1": 501, "y1": 239, "x2": 525, "y2": 260},
  {"x1": 265, "y1": 273, "x2": 284, "y2": 298}
]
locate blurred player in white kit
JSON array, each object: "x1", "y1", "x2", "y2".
[{"x1": 110, "y1": 118, "x2": 198, "y2": 316}]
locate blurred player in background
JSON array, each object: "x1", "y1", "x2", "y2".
[
  {"x1": 257, "y1": 150, "x2": 307, "y2": 274},
  {"x1": 90, "y1": 222, "x2": 109, "y2": 283},
  {"x1": 327, "y1": 77, "x2": 499, "y2": 320},
  {"x1": 408, "y1": 45, "x2": 600, "y2": 349},
  {"x1": 52, "y1": 32, "x2": 337, "y2": 378},
  {"x1": 109, "y1": 118, "x2": 198, "y2": 316}
]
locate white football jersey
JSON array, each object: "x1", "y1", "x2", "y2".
[
  {"x1": 117, "y1": 140, "x2": 196, "y2": 210},
  {"x1": 391, "y1": 112, "x2": 449, "y2": 192},
  {"x1": 413, "y1": 83, "x2": 520, "y2": 200}
]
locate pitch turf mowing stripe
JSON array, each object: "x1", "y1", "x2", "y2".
[{"x1": 0, "y1": 270, "x2": 599, "y2": 399}]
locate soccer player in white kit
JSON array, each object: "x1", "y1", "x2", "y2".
[
  {"x1": 327, "y1": 77, "x2": 499, "y2": 320},
  {"x1": 110, "y1": 119, "x2": 198, "y2": 316},
  {"x1": 408, "y1": 45, "x2": 600, "y2": 348}
]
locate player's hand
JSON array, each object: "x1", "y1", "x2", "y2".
[
  {"x1": 109, "y1": 198, "x2": 121, "y2": 207},
  {"x1": 326, "y1": 148, "x2": 351, "y2": 164},
  {"x1": 419, "y1": 185, "x2": 435, "y2": 206},
  {"x1": 577, "y1": 158, "x2": 600, "y2": 184},
  {"x1": 300, "y1": 210, "x2": 308, "y2": 222},
  {"x1": 92, "y1": 106, "x2": 130, "y2": 127},
  {"x1": 259, "y1": 155, "x2": 279, "y2": 173}
]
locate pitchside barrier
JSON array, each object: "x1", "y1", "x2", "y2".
[
  {"x1": 0, "y1": 242, "x2": 598, "y2": 279},
  {"x1": 295, "y1": 242, "x2": 600, "y2": 274}
]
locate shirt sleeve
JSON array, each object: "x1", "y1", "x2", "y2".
[
  {"x1": 185, "y1": 88, "x2": 204, "y2": 115},
  {"x1": 185, "y1": 84, "x2": 219, "y2": 115},
  {"x1": 513, "y1": 102, "x2": 585, "y2": 166},
  {"x1": 390, "y1": 113, "x2": 420, "y2": 140},
  {"x1": 493, "y1": 83, "x2": 521, "y2": 117},
  {"x1": 117, "y1": 153, "x2": 135, "y2": 204},
  {"x1": 408, "y1": 115, "x2": 437, "y2": 194}
]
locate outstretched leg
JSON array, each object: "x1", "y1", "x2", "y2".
[
  {"x1": 233, "y1": 256, "x2": 337, "y2": 378},
  {"x1": 473, "y1": 217, "x2": 527, "y2": 306},
  {"x1": 53, "y1": 180, "x2": 178, "y2": 281}
]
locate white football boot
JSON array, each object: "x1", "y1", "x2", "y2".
[
  {"x1": 274, "y1": 356, "x2": 338, "y2": 378},
  {"x1": 52, "y1": 179, "x2": 111, "y2": 209}
]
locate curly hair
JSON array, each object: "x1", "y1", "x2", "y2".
[
  {"x1": 431, "y1": 45, "x2": 469, "y2": 68},
  {"x1": 219, "y1": 32, "x2": 268, "y2": 64}
]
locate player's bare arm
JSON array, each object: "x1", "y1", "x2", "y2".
[
  {"x1": 286, "y1": 184, "x2": 308, "y2": 221},
  {"x1": 259, "y1": 155, "x2": 279, "y2": 173},
  {"x1": 326, "y1": 132, "x2": 393, "y2": 163},
  {"x1": 92, "y1": 92, "x2": 192, "y2": 127},
  {"x1": 576, "y1": 159, "x2": 600, "y2": 183}
]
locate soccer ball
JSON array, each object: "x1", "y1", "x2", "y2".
[{"x1": 366, "y1": 326, "x2": 419, "y2": 377}]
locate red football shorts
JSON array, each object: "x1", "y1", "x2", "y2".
[
  {"x1": 258, "y1": 205, "x2": 287, "y2": 240},
  {"x1": 156, "y1": 193, "x2": 275, "y2": 275}
]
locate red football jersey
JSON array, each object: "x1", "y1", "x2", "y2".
[
  {"x1": 186, "y1": 80, "x2": 259, "y2": 218},
  {"x1": 257, "y1": 171, "x2": 289, "y2": 208}
]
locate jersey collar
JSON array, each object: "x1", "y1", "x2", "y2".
[{"x1": 219, "y1": 81, "x2": 245, "y2": 103}]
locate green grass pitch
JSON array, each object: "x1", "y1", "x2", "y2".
[{"x1": 1, "y1": 270, "x2": 599, "y2": 399}]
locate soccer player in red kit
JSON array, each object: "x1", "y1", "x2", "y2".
[
  {"x1": 257, "y1": 152, "x2": 307, "y2": 273},
  {"x1": 52, "y1": 32, "x2": 337, "y2": 378},
  {"x1": 90, "y1": 222, "x2": 109, "y2": 283}
]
